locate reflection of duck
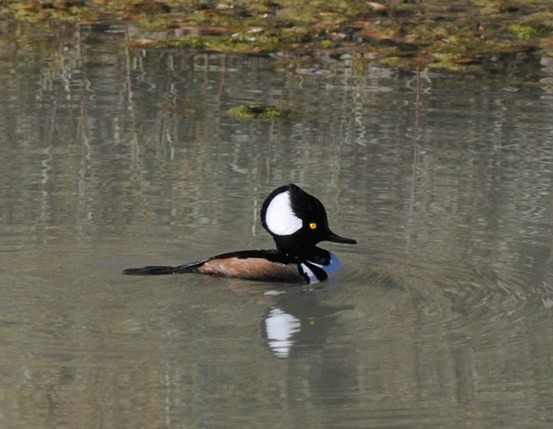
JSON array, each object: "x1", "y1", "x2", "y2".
[
  {"x1": 124, "y1": 184, "x2": 356, "y2": 284},
  {"x1": 262, "y1": 292, "x2": 354, "y2": 358},
  {"x1": 264, "y1": 307, "x2": 302, "y2": 358}
]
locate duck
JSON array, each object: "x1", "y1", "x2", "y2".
[{"x1": 123, "y1": 184, "x2": 356, "y2": 284}]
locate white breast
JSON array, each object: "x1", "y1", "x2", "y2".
[{"x1": 301, "y1": 252, "x2": 343, "y2": 284}]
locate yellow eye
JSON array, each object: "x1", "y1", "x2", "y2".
[{"x1": 309, "y1": 222, "x2": 317, "y2": 230}]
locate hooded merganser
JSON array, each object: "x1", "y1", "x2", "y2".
[{"x1": 123, "y1": 184, "x2": 357, "y2": 284}]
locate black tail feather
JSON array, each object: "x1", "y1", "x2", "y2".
[
  {"x1": 123, "y1": 261, "x2": 203, "y2": 276},
  {"x1": 123, "y1": 265, "x2": 179, "y2": 275}
]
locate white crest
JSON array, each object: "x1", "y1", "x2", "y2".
[{"x1": 264, "y1": 191, "x2": 303, "y2": 235}]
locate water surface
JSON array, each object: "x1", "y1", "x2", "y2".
[{"x1": 1, "y1": 21, "x2": 553, "y2": 429}]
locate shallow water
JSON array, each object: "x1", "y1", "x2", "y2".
[{"x1": 1, "y1": 21, "x2": 553, "y2": 429}]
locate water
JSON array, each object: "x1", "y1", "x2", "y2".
[{"x1": 1, "y1": 21, "x2": 553, "y2": 429}]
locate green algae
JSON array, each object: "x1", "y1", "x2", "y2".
[
  {"x1": 320, "y1": 40, "x2": 335, "y2": 49},
  {"x1": 509, "y1": 24, "x2": 540, "y2": 40},
  {"x1": 227, "y1": 104, "x2": 290, "y2": 120}
]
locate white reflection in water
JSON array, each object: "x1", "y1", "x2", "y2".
[{"x1": 264, "y1": 307, "x2": 301, "y2": 358}]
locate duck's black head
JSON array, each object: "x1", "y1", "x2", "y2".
[{"x1": 260, "y1": 184, "x2": 356, "y2": 257}]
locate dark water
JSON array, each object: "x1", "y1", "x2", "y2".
[{"x1": 2, "y1": 21, "x2": 553, "y2": 429}]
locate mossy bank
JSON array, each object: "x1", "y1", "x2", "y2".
[{"x1": 3, "y1": 0, "x2": 553, "y2": 74}]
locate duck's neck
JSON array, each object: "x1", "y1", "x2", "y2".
[{"x1": 278, "y1": 245, "x2": 331, "y2": 265}]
